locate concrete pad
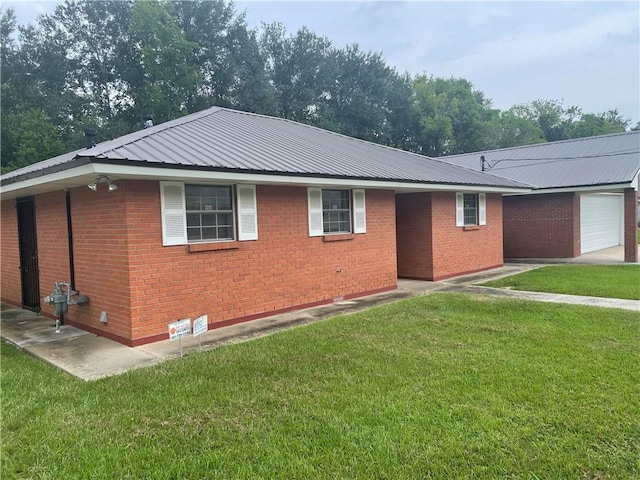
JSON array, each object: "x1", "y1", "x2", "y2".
[
  {"x1": 1, "y1": 307, "x2": 163, "y2": 380},
  {"x1": 445, "y1": 285, "x2": 640, "y2": 312},
  {"x1": 27, "y1": 335, "x2": 163, "y2": 380},
  {"x1": 508, "y1": 246, "x2": 635, "y2": 265}
]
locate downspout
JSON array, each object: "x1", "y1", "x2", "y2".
[{"x1": 66, "y1": 190, "x2": 75, "y2": 290}]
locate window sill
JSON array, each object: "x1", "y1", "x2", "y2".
[
  {"x1": 187, "y1": 241, "x2": 239, "y2": 253},
  {"x1": 323, "y1": 234, "x2": 354, "y2": 242},
  {"x1": 463, "y1": 225, "x2": 480, "y2": 231}
]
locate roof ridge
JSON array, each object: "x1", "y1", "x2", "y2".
[
  {"x1": 216, "y1": 108, "x2": 534, "y2": 186},
  {"x1": 81, "y1": 106, "x2": 224, "y2": 157},
  {"x1": 441, "y1": 130, "x2": 640, "y2": 159}
]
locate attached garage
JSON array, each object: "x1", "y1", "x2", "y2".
[{"x1": 580, "y1": 193, "x2": 623, "y2": 254}]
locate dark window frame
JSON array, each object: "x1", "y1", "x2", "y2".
[
  {"x1": 463, "y1": 193, "x2": 479, "y2": 226},
  {"x1": 185, "y1": 184, "x2": 236, "y2": 243},
  {"x1": 322, "y1": 189, "x2": 352, "y2": 234}
]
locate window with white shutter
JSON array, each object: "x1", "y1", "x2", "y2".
[
  {"x1": 455, "y1": 192, "x2": 486, "y2": 227},
  {"x1": 308, "y1": 188, "x2": 367, "y2": 236},
  {"x1": 161, "y1": 182, "x2": 258, "y2": 246}
]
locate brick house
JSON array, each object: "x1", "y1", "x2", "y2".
[
  {"x1": 441, "y1": 132, "x2": 639, "y2": 263},
  {"x1": 0, "y1": 107, "x2": 527, "y2": 346}
]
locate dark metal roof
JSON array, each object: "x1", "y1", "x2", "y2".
[
  {"x1": 1, "y1": 107, "x2": 526, "y2": 188},
  {"x1": 439, "y1": 131, "x2": 640, "y2": 189}
]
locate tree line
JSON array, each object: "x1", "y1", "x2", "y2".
[{"x1": 1, "y1": 0, "x2": 634, "y2": 173}]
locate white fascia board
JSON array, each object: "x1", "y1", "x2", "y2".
[
  {"x1": 1, "y1": 162, "x2": 530, "y2": 199},
  {"x1": 505, "y1": 183, "x2": 634, "y2": 196},
  {"x1": 0, "y1": 164, "x2": 98, "y2": 198},
  {"x1": 94, "y1": 164, "x2": 531, "y2": 194}
]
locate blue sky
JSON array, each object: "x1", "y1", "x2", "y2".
[{"x1": 6, "y1": 0, "x2": 640, "y2": 125}]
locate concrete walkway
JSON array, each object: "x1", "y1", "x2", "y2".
[{"x1": 2, "y1": 263, "x2": 638, "y2": 381}]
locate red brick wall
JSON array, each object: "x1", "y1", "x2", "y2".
[
  {"x1": 67, "y1": 184, "x2": 133, "y2": 341},
  {"x1": 503, "y1": 193, "x2": 579, "y2": 258},
  {"x1": 125, "y1": 182, "x2": 397, "y2": 343},
  {"x1": 624, "y1": 188, "x2": 638, "y2": 262},
  {"x1": 2, "y1": 181, "x2": 397, "y2": 345},
  {"x1": 1, "y1": 199, "x2": 21, "y2": 306},
  {"x1": 396, "y1": 193, "x2": 433, "y2": 279},
  {"x1": 35, "y1": 192, "x2": 72, "y2": 318},
  {"x1": 396, "y1": 192, "x2": 503, "y2": 281},
  {"x1": 431, "y1": 192, "x2": 503, "y2": 280}
]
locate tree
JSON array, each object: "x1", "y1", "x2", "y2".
[
  {"x1": 173, "y1": 0, "x2": 276, "y2": 114},
  {"x1": 2, "y1": 109, "x2": 67, "y2": 173},
  {"x1": 260, "y1": 24, "x2": 334, "y2": 123},
  {"x1": 408, "y1": 76, "x2": 497, "y2": 156},
  {"x1": 125, "y1": 0, "x2": 201, "y2": 124},
  {"x1": 319, "y1": 45, "x2": 411, "y2": 145}
]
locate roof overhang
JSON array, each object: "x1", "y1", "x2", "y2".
[
  {"x1": 505, "y1": 181, "x2": 637, "y2": 196},
  {"x1": 0, "y1": 162, "x2": 531, "y2": 200}
]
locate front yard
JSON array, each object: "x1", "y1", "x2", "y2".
[
  {"x1": 481, "y1": 264, "x2": 640, "y2": 300},
  {"x1": 2, "y1": 293, "x2": 639, "y2": 479}
]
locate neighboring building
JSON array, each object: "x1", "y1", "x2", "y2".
[
  {"x1": 440, "y1": 132, "x2": 640, "y2": 263},
  {"x1": 0, "y1": 107, "x2": 527, "y2": 346}
]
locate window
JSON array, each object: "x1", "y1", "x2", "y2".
[
  {"x1": 185, "y1": 185, "x2": 234, "y2": 241},
  {"x1": 308, "y1": 188, "x2": 366, "y2": 236},
  {"x1": 322, "y1": 189, "x2": 351, "y2": 233},
  {"x1": 160, "y1": 182, "x2": 257, "y2": 246},
  {"x1": 463, "y1": 193, "x2": 478, "y2": 226},
  {"x1": 456, "y1": 192, "x2": 486, "y2": 227}
]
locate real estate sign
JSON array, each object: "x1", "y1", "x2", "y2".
[
  {"x1": 168, "y1": 318, "x2": 191, "y2": 341},
  {"x1": 193, "y1": 315, "x2": 208, "y2": 337}
]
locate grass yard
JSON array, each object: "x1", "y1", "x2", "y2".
[
  {"x1": 2, "y1": 293, "x2": 639, "y2": 479},
  {"x1": 481, "y1": 264, "x2": 640, "y2": 300}
]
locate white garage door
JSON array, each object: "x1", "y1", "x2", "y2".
[{"x1": 580, "y1": 194, "x2": 623, "y2": 254}]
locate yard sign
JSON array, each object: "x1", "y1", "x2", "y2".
[
  {"x1": 168, "y1": 318, "x2": 191, "y2": 341},
  {"x1": 193, "y1": 315, "x2": 208, "y2": 337}
]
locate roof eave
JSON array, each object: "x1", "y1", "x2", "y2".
[{"x1": 0, "y1": 161, "x2": 531, "y2": 200}]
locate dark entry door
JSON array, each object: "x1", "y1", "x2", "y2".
[{"x1": 17, "y1": 197, "x2": 40, "y2": 311}]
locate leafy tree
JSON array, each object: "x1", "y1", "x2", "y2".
[
  {"x1": 126, "y1": 0, "x2": 200, "y2": 123},
  {"x1": 173, "y1": 0, "x2": 276, "y2": 114},
  {"x1": 408, "y1": 76, "x2": 497, "y2": 156},
  {"x1": 260, "y1": 24, "x2": 334, "y2": 123},
  {"x1": 320, "y1": 45, "x2": 410, "y2": 145},
  {"x1": 2, "y1": 109, "x2": 67, "y2": 173}
]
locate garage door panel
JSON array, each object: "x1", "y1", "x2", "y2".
[{"x1": 580, "y1": 194, "x2": 622, "y2": 254}]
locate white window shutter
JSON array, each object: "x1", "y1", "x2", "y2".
[
  {"x1": 478, "y1": 193, "x2": 487, "y2": 225},
  {"x1": 353, "y1": 189, "x2": 366, "y2": 233},
  {"x1": 308, "y1": 188, "x2": 323, "y2": 237},
  {"x1": 237, "y1": 184, "x2": 258, "y2": 241},
  {"x1": 455, "y1": 193, "x2": 464, "y2": 227},
  {"x1": 160, "y1": 181, "x2": 186, "y2": 246}
]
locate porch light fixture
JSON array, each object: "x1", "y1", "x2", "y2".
[{"x1": 87, "y1": 175, "x2": 118, "y2": 192}]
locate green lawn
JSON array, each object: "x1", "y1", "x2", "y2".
[
  {"x1": 481, "y1": 264, "x2": 640, "y2": 300},
  {"x1": 2, "y1": 293, "x2": 639, "y2": 479}
]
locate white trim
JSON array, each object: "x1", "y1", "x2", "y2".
[
  {"x1": 352, "y1": 189, "x2": 366, "y2": 234},
  {"x1": 0, "y1": 163, "x2": 531, "y2": 200},
  {"x1": 478, "y1": 193, "x2": 486, "y2": 225},
  {"x1": 505, "y1": 183, "x2": 633, "y2": 196},
  {"x1": 160, "y1": 181, "x2": 187, "y2": 246},
  {"x1": 455, "y1": 193, "x2": 464, "y2": 227},
  {"x1": 307, "y1": 188, "x2": 323, "y2": 237},
  {"x1": 237, "y1": 185, "x2": 258, "y2": 241}
]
